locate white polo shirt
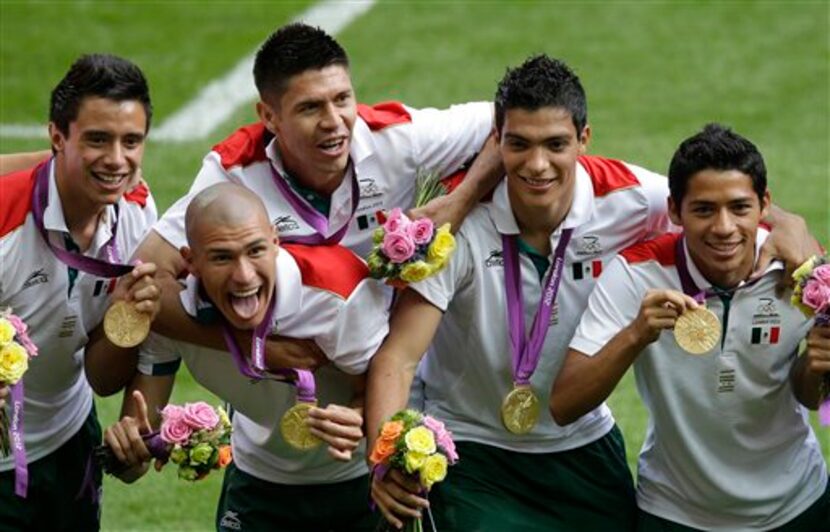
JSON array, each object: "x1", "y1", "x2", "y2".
[
  {"x1": 571, "y1": 231, "x2": 827, "y2": 530},
  {"x1": 154, "y1": 101, "x2": 493, "y2": 258},
  {"x1": 408, "y1": 155, "x2": 674, "y2": 452},
  {"x1": 0, "y1": 160, "x2": 157, "y2": 470},
  {"x1": 138, "y1": 244, "x2": 389, "y2": 485}
]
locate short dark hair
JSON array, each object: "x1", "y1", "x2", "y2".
[
  {"x1": 253, "y1": 23, "x2": 349, "y2": 102},
  {"x1": 49, "y1": 54, "x2": 152, "y2": 135},
  {"x1": 495, "y1": 54, "x2": 587, "y2": 136},
  {"x1": 668, "y1": 123, "x2": 767, "y2": 206}
]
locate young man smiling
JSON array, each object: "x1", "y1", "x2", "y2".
[
  {"x1": 552, "y1": 124, "x2": 829, "y2": 530},
  {"x1": 366, "y1": 54, "x2": 675, "y2": 530},
  {"x1": 0, "y1": 54, "x2": 159, "y2": 531},
  {"x1": 102, "y1": 183, "x2": 390, "y2": 531}
]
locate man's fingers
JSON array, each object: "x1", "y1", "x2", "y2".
[
  {"x1": 307, "y1": 426, "x2": 361, "y2": 451},
  {"x1": 104, "y1": 426, "x2": 129, "y2": 464},
  {"x1": 132, "y1": 390, "x2": 152, "y2": 434},
  {"x1": 308, "y1": 404, "x2": 362, "y2": 426},
  {"x1": 326, "y1": 446, "x2": 353, "y2": 462}
]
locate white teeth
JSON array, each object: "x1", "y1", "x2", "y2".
[
  {"x1": 320, "y1": 138, "x2": 344, "y2": 150},
  {"x1": 231, "y1": 287, "x2": 259, "y2": 297},
  {"x1": 94, "y1": 173, "x2": 125, "y2": 184},
  {"x1": 522, "y1": 176, "x2": 552, "y2": 186}
]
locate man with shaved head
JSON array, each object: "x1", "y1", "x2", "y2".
[{"x1": 96, "y1": 183, "x2": 390, "y2": 530}]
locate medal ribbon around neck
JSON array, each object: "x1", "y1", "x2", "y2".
[
  {"x1": 269, "y1": 161, "x2": 359, "y2": 246},
  {"x1": 220, "y1": 289, "x2": 317, "y2": 402},
  {"x1": 502, "y1": 228, "x2": 574, "y2": 386},
  {"x1": 32, "y1": 159, "x2": 133, "y2": 277},
  {"x1": 674, "y1": 235, "x2": 763, "y2": 302}
]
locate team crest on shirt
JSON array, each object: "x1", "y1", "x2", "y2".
[
  {"x1": 219, "y1": 510, "x2": 242, "y2": 530},
  {"x1": 749, "y1": 297, "x2": 781, "y2": 345},
  {"x1": 22, "y1": 268, "x2": 49, "y2": 290},
  {"x1": 574, "y1": 235, "x2": 603, "y2": 257},
  {"x1": 272, "y1": 215, "x2": 300, "y2": 233},
  {"x1": 484, "y1": 249, "x2": 504, "y2": 268}
]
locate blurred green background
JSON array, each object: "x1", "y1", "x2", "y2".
[{"x1": 1, "y1": 0, "x2": 827, "y2": 529}]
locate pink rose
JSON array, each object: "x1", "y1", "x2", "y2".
[
  {"x1": 160, "y1": 417, "x2": 192, "y2": 445},
  {"x1": 813, "y1": 264, "x2": 830, "y2": 287},
  {"x1": 423, "y1": 416, "x2": 458, "y2": 463},
  {"x1": 161, "y1": 404, "x2": 186, "y2": 422},
  {"x1": 6, "y1": 315, "x2": 27, "y2": 336},
  {"x1": 183, "y1": 401, "x2": 220, "y2": 430},
  {"x1": 5, "y1": 315, "x2": 36, "y2": 357},
  {"x1": 383, "y1": 208, "x2": 410, "y2": 234},
  {"x1": 407, "y1": 218, "x2": 434, "y2": 245},
  {"x1": 802, "y1": 280, "x2": 830, "y2": 313},
  {"x1": 382, "y1": 232, "x2": 416, "y2": 263}
]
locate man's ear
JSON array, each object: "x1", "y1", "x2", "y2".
[
  {"x1": 256, "y1": 100, "x2": 279, "y2": 136},
  {"x1": 48, "y1": 122, "x2": 66, "y2": 153},
  {"x1": 180, "y1": 246, "x2": 198, "y2": 276},
  {"x1": 760, "y1": 190, "x2": 771, "y2": 220},
  {"x1": 578, "y1": 124, "x2": 591, "y2": 155},
  {"x1": 668, "y1": 196, "x2": 682, "y2": 226}
]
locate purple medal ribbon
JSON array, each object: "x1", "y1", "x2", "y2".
[
  {"x1": 270, "y1": 162, "x2": 359, "y2": 245},
  {"x1": 502, "y1": 228, "x2": 574, "y2": 386},
  {"x1": 220, "y1": 290, "x2": 316, "y2": 403},
  {"x1": 32, "y1": 159, "x2": 133, "y2": 277},
  {"x1": 9, "y1": 383, "x2": 27, "y2": 497}
]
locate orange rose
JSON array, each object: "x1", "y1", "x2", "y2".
[
  {"x1": 369, "y1": 437, "x2": 397, "y2": 466},
  {"x1": 379, "y1": 420, "x2": 404, "y2": 442},
  {"x1": 217, "y1": 445, "x2": 233, "y2": 468}
]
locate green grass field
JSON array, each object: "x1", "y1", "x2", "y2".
[{"x1": 1, "y1": 0, "x2": 828, "y2": 529}]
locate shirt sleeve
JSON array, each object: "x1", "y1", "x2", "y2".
[
  {"x1": 152, "y1": 151, "x2": 231, "y2": 250},
  {"x1": 408, "y1": 101, "x2": 493, "y2": 177},
  {"x1": 569, "y1": 256, "x2": 643, "y2": 356},
  {"x1": 137, "y1": 332, "x2": 183, "y2": 376},
  {"x1": 627, "y1": 163, "x2": 679, "y2": 237},
  {"x1": 315, "y1": 279, "x2": 390, "y2": 375},
  {"x1": 407, "y1": 228, "x2": 475, "y2": 312}
]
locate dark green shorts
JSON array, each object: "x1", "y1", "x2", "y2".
[
  {"x1": 429, "y1": 425, "x2": 636, "y2": 531},
  {"x1": 0, "y1": 406, "x2": 102, "y2": 532},
  {"x1": 636, "y1": 478, "x2": 830, "y2": 531},
  {"x1": 215, "y1": 462, "x2": 379, "y2": 531}
]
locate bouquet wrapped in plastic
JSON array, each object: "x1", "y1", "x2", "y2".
[
  {"x1": 370, "y1": 409, "x2": 459, "y2": 531},
  {"x1": 98, "y1": 401, "x2": 233, "y2": 481},
  {"x1": 791, "y1": 254, "x2": 830, "y2": 424}
]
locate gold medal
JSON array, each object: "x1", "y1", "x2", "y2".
[
  {"x1": 280, "y1": 401, "x2": 322, "y2": 451},
  {"x1": 674, "y1": 306, "x2": 721, "y2": 355},
  {"x1": 103, "y1": 300, "x2": 150, "y2": 348},
  {"x1": 500, "y1": 385, "x2": 540, "y2": 434}
]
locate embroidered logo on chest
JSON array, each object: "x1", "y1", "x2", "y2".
[
  {"x1": 750, "y1": 297, "x2": 782, "y2": 344},
  {"x1": 484, "y1": 249, "x2": 504, "y2": 268},
  {"x1": 22, "y1": 269, "x2": 49, "y2": 290},
  {"x1": 272, "y1": 215, "x2": 300, "y2": 233}
]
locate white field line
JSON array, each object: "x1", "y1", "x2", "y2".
[{"x1": 0, "y1": 0, "x2": 376, "y2": 142}]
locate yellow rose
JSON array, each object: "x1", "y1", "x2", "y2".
[
  {"x1": 404, "y1": 426, "x2": 436, "y2": 455},
  {"x1": 419, "y1": 453, "x2": 448, "y2": 489},
  {"x1": 404, "y1": 450, "x2": 426, "y2": 474},
  {"x1": 0, "y1": 341, "x2": 29, "y2": 384},
  {"x1": 792, "y1": 256, "x2": 818, "y2": 284},
  {"x1": 426, "y1": 224, "x2": 456, "y2": 266},
  {"x1": 0, "y1": 319, "x2": 15, "y2": 347},
  {"x1": 400, "y1": 260, "x2": 432, "y2": 283}
]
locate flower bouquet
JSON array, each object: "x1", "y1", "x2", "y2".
[
  {"x1": 0, "y1": 309, "x2": 38, "y2": 457},
  {"x1": 370, "y1": 409, "x2": 459, "y2": 531},
  {"x1": 97, "y1": 401, "x2": 233, "y2": 481},
  {"x1": 791, "y1": 254, "x2": 830, "y2": 424},
  {"x1": 366, "y1": 170, "x2": 457, "y2": 287}
]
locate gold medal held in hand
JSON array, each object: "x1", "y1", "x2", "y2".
[
  {"x1": 103, "y1": 300, "x2": 150, "y2": 348},
  {"x1": 280, "y1": 401, "x2": 322, "y2": 451},
  {"x1": 501, "y1": 384, "x2": 540, "y2": 434},
  {"x1": 674, "y1": 307, "x2": 721, "y2": 355}
]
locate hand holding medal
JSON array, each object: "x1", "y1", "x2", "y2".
[{"x1": 104, "y1": 262, "x2": 160, "y2": 348}]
